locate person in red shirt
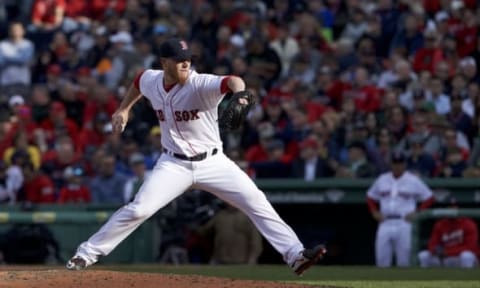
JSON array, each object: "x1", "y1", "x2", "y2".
[
  {"x1": 57, "y1": 166, "x2": 91, "y2": 203},
  {"x1": 346, "y1": 66, "x2": 381, "y2": 113},
  {"x1": 21, "y1": 162, "x2": 55, "y2": 203},
  {"x1": 39, "y1": 101, "x2": 79, "y2": 147},
  {"x1": 413, "y1": 29, "x2": 445, "y2": 73},
  {"x1": 83, "y1": 84, "x2": 118, "y2": 128},
  {"x1": 418, "y1": 197, "x2": 478, "y2": 268},
  {"x1": 31, "y1": 0, "x2": 66, "y2": 30}
]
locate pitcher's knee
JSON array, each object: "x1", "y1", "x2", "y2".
[
  {"x1": 126, "y1": 203, "x2": 154, "y2": 221},
  {"x1": 459, "y1": 251, "x2": 477, "y2": 268}
]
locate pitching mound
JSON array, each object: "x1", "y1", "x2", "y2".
[{"x1": 0, "y1": 269, "x2": 338, "y2": 288}]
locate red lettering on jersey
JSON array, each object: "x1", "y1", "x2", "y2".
[
  {"x1": 156, "y1": 110, "x2": 165, "y2": 121},
  {"x1": 175, "y1": 111, "x2": 182, "y2": 121},
  {"x1": 190, "y1": 109, "x2": 199, "y2": 120}
]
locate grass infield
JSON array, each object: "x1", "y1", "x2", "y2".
[{"x1": 99, "y1": 264, "x2": 480, "y2": 288}]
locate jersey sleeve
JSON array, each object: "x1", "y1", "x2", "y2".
[
  {"x1": 195, "y1": 73, "x2": 228, "y2": 105},
  {"x1": 414, "y1": 176, "x2": 433, "y2": 201},
  {"x1": 137, "y1": 69, "x2": 159, "y2": 101},
  {"x1": 366, "y1": 177, "x2": 381, "y2": 200}
]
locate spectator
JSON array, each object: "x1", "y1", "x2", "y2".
[
  {"x1": 3, "y1": 131, "x2": 41, "y2": 170},
  {"x1": 250, "y1": 138, "x2": 292, "y2": 178},
  {"x1": 39, "y1": 101, "x2": 79, "y2": 147},
  {"x1": 425, "y1": 77, "x2": 451, "y2": 115},
  {"x1": 337, "y1": 141, "x2": 376, "y2": 178},
  {"x1": 412, "y1": 29, "x2": 444, "y2": 73},
  {"x1": 291, "y1": 137, "x2": 334, "y2": 180},
  {"x1": 270, "y1": 23, "x2": 299, "y2": 78},
  {"x1": 196, "y1": 203, "x2": 263, "y2": 265},
  {"x1": 0, "y1": 160, "x2": 18, "y2": 204},
  {"x1": 123, "y1": 152, "x2": 149, "y2": 203},
  {"x1": 89, "y1": 153, "x2": 125, "y2": 204},
  {"x1": 42, "y1": 135, "x2": 82, "y2": 190},
  {"x1": 406, "y1": 133, "x2": 436, "y2": 177},
  {"x1": 367, "y1": 152, "x2": 434, "y2": 267},
  {"x1": 390, "y1": 13, "x2": 424, "y2": 57},
  {"x1": 418, "y1": 197, "x2": 478, "y2": 268},
  {"x1": 21, "y1": 161, "x2": 55, "y2": 203},
  {"x1": 0, "y1": 22, "x2": 34, "y2": 94},
  {"x1": 57, "y1": 165, "x2": 91, "y2": 203}
]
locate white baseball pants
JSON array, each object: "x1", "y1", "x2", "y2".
[
  {"x1": 75, "y1": 152, "x2": 304, "y2": 265},
  {"x1": 375, "y1": 219, "x2": 412, "y2": 267},
  {"x1": 418, "y1": 250, "x2": 478, "y2": 268}
]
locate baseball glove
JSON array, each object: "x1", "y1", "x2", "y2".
[{"x1": 219, "y1": 90, "x2": 255, "y2": 131}]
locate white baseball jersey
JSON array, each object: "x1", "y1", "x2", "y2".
[
  {"x1": 138, "y1": 69, "x2": 226, "y2": 157},
  {"x1": 367, "y1": 171, "x2": 433, "y2": 217}
]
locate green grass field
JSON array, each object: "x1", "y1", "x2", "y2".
[{"x1": 100, "y1": 265, "x2": 480, "y2": 288}]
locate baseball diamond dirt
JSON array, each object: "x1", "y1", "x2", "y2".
[{"x1": 0, "y1": 269, "x2": 341, "y2": 288}]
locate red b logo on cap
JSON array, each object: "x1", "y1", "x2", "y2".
[{"x1": 179, "y1": 40, "x2": 188, "y2": 50}]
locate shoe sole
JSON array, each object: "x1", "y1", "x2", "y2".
[{"x1": 295, "y1": 247, "x2": 327, "y2": 276}]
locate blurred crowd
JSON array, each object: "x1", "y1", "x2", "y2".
[{"x1": 0, "y1": 0, "x2": 479, "y2": 205}]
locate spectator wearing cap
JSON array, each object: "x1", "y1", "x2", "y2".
[
  {"x1": 9, "y1": 104, "x2": 39, "y2": 143},
  {"x1": 291, "y1": 137, "x2": 334, "y2": 180},
  {"x1": 57, "y1": 165, "x2": 91, "y2": 203},
  {"x1": 39, "y1": 101, "x2": 79, "y2": 147},
  {"x1": 21, "y1": 161, "x2": 56, "y2": 203},
  {"x1": 8, "y1": 95, "x2": 26, "y2": 114},
  {"x1": 418, "y1": 196, "x2": 479, "y2": 268},
  {"x1": 0, "y1": 22, "x2": 34, "y2": 92},
  {"x1": 89, "y1": 152, "x2": 126, "y2": 204},
  {"x1": 315, "y1": 65, "x2": 351, "y2": 111},
  {"x1": 123, "y1": 152, "x2": 150, "y2": 203},
  {"x1": 104, "y1": 30, "x2": 142, "y2": 90},
  {"x1": 406, "y1": 133, "x2": 436, "y2": 177}
]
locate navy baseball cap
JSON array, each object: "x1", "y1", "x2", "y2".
[{"x1": 159, "y1": 38, "x2": 192, "y2": 61}]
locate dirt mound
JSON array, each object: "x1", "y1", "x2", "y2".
[{"x1": 0, "y1": 269, "x2": 338, "y2": 288}]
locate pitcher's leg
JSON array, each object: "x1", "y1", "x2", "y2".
[
  {"x1": 194, "y1": 155, "x2": 303, "y2": 265},
  {"x1": 75, "y1": 156, "x2": 193, "y2": 265}
]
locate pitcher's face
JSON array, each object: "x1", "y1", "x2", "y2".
[{"x1": 163, "y1": 59, "x2": 191, "y2": 85}]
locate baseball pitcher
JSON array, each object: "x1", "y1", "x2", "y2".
[{"x1": 66, "y1": 38, "x2": 325, "y2": 275}]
